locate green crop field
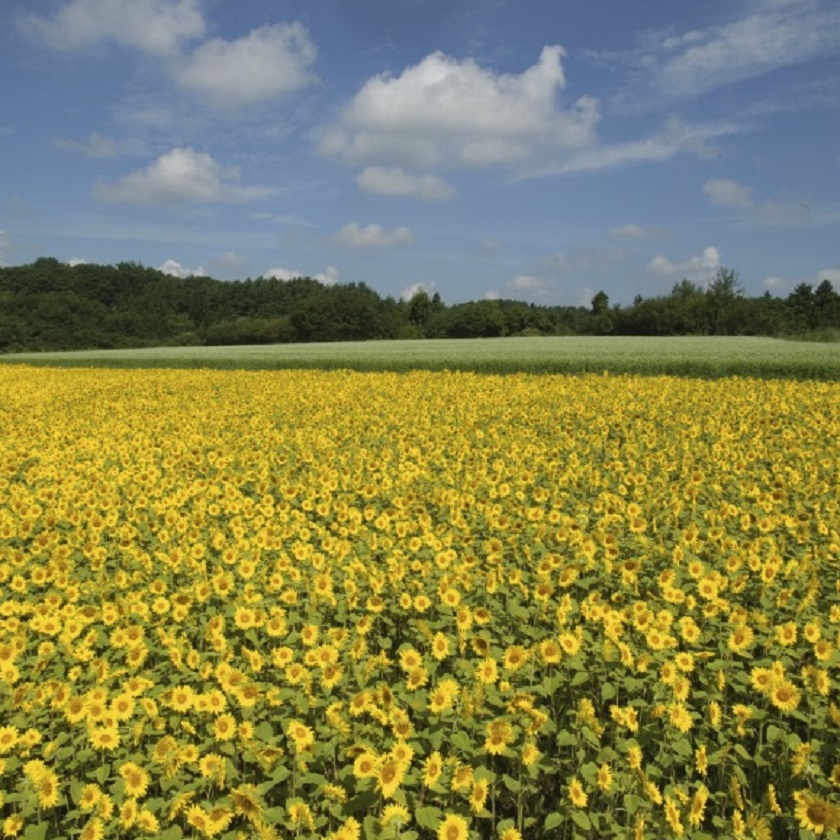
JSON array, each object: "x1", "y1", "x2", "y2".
[{"x1": 2, "y1": 336, "x2": 839, "y2": 378}]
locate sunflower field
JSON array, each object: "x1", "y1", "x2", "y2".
[{"x1": 0, "y1": 366, "x2": 839, "y2": 840}]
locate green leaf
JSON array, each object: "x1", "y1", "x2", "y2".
[
  {"x1": 157, "y1": 827, "x2": 184, "y2": 840},
  {"x1": 363, "y1": 814, "x2": 379, "y2": 840},
  {"x1": 346, "y1": 790, "x2": 379, "y2": 815},
  {"x1": 502, "y1": 774, "x2": 521, "y2": 792},
  {"x1": 544, "y1": 812, "x2": 563, "y2": 831},
  {"x1": 571, "y1": 811, "x2": 592, "y2": 831},
  {"x1": 450, "y1": 731, "x2": 473, "y2": 753},
  {"x1": 23, "y1": 825, "x2": 48, "y2": 840},
  {"x1": 415, "y1": 806, "x2": 443, "y2": 830},
  {"x1": 557, "y1": 730, "x2": 576, "y2": 747},
  {"x1": 623, "y1": 794, "x2": 641, "y2": 814}
]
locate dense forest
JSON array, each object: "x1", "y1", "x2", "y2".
[{"x1": 1, "y1": 257, "x2": 839, "y2": 352}]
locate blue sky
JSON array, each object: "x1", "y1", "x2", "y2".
[{"x1": 2, "y1": 0, "x2": 839, "y2": 305}]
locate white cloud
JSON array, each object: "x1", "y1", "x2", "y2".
[
  {"x1": 357, "y1": 167, "x2": 456, "y2": 200},
  {"x1": 648, "y1": 246, "x2": 721, "y2": 281},
  {"x1": 175, "y1": 23, "x2": 317, "y2": 108},
  {"x1": 93, "y1": 147, "x2": 277, "y2": 205},
  {"x1": 508, "y1": 274, "x2": 550, "y2": 292},
  {"x1": 314, "y1": 266, "x2": 340, "y2": 285},
  {"x1": 263, "y1": 265, "x2": 339, "y2": 285},
  {"x1": 21, "y1": 0, "x2": 205, "y2": 55},
  {"x1": 400, "y1": 281, "x2": 437, "y2": 301},
  {"x1": 206, "y1": 250, "x2": 249, "y2": 277},
  {"x1": 320, "y1": 46, "x2": 600, "y2": 169},
  {"x1": 816, "y1": 268, "x2": 840, "y2": 285},
  {"x1": 158, "y1": 259, "x2": 205, "y2": 278},
  {"x1": 0, "y1": 230, "x2": 10, "y2": 266},
  {"x1": 263, "y1": 266, "x2": 301, "y2": 281},
  {"x1": 514, "y1": 115, "x2": 737, "y2": 179},
  {"x1": 54, "y1": 132, "x2": 119, "y2": 159},
  {"x1": 640, "y1": 2, "x2": 840, "y2": 101},
  {"x1": 762, "y1": 275, "x2": 789, "y2": 293},
  {"x1": 702, "y1": 178, "x2": 753, "y2": 209},
  {"x1": 333, "y1": 223, "x2": 414, "y2": 248},
  {"x1": 609, "y1": 222, "x2": 663, "y2": 239},
  {"x1": 54, "y1": 132, "x2": 145, "y2": 159},
  {"x1": 65, "y1": 258, "x2": 90, "y2": 266},
  {"x1": 480, "y1": 237, "x2": 503, "y2": 252},
  {"x1": 701, "y1": 177, "x2": 814, "y2": 225}
]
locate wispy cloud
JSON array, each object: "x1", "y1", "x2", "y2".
[
  {"x1": 702, "y1": 176, "x2": 821, "y2": 226},
  {"x1": 608, "y1": 0, "x2": 840, "y2": 107},
  {"x1": 20, "y1": 0, "x2": 205, "y2": 55}
]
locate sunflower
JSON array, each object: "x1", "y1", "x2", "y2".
[
  {"x1": 568, "y1": 777, "x2": 587, "y2": 808},
  {"x1": 596, "y1": 763, "x2": 613, "y2": 792},
  {"x1": 229, "y1": 784, "x2": 264, "y2": 825},
  {"x1": 352, "y1": 751, "x2": 379, "y2": 780},
  {"x1": 288, "y1": 800, "x2": 315, "y2": 831},
  {"x1": 484, "y1": 719, "x2": 514, "y2": 755},
  {"x1": 476, "y1": 657, "x2": 498, "y2": 685},
  {"x1": 688, "y1": 784, "x2": 709, "y2": 828},
  {"x1": 34, "y1": 769, "x2": 60, "y2": 808},
  {"x1": 79, "y1": 783, "x2": 102, "y2": 811},
  {"x1": 287, "y1": 720, "x2": 315, "y2": 753},
  {"x1": 422, "y1": 751, "x2": 443, "y2": 787},
  {"x1": 0, "y1": 726, "x2": 19, "y2": 754},
  {"x1": 136, "y1": 809, "x2": 159, "y2": 833},
  {"x1": 380, "y1": 804, "x2": 410, "y2": 829},
  {"x1": 80, "y1": 817, "x2": 104, "y2": 840},
  {"x1": 770, "y1": 680, "x2": 801, "y2": 713},
  {"x1": 213, "y1": 713, "x2": 237, "y2": 741},
  {"x1": 88, "y1": 726, "x2": 120, "y2": 751},
  {"x1": 119, "y1": 761, "x2": 150, "y2": 798},
  {"x1": 664, "y1": 796, "x2": 684, "y2": 835},
  {"x1": 793, "y1": 790, "x2": 840, "y2": 834},
  {"x1": 377, "y1": 758, "x2": 406, "y2": 799},
  {"x1": 469, "y1": 778, "x2": 490, "y2": 813},
  {"x1": 437, "y1": 813, "x2": 469, "y2": 840}
]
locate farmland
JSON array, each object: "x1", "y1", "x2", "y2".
[
  {"x1": 0, "y1": 364, "x2": 839, "y2": 839},
  {"x1": 2, "y1": 335, "x2": 840, "y2": 378}
]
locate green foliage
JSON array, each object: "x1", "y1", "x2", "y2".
[{"x1": 1, "y1": 259, "x2": 840, "y2": 353}]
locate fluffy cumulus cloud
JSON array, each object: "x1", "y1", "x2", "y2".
[
  {"x1": 93, "y1": 147, "x2": 277, "y2": 205},
  {"x1": 263, "y1": 265, "x2": 339, "y2": 284},
  {"x1": 158, "y1": 258, "x2": 205, "y2": 278},
  {"x1": 639, "y1": 0, "x2": 840, "y2": 101},
  {"x1": 21, "y1": 0, "x2": 205, "y2": 55},
  {"x1": 357, "y1": 167, "x2": 456, "y2": 200},
  {"x1": 320, "y1": 46, "x2": 600, "y2": 169},
  {"x1": 400, "y1": 281, "x2": 438, "y2": 301},
  {"x1": 333, "y1": 223, "x2": 414, "y2": 248},
  {"x1": 648, "y1": 246, "x2": 721, "y2": 281},
  {"x1": 175, "y1": 23, "x2": 317, "y2": 108}
]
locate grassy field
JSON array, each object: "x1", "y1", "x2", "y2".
[{"x1": 2, "y1": 335, "x2": 840, "y2": 378}]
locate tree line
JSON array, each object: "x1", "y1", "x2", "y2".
[{"x1": 1, "y1": 257, "x2": 838, "y2": 352}]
